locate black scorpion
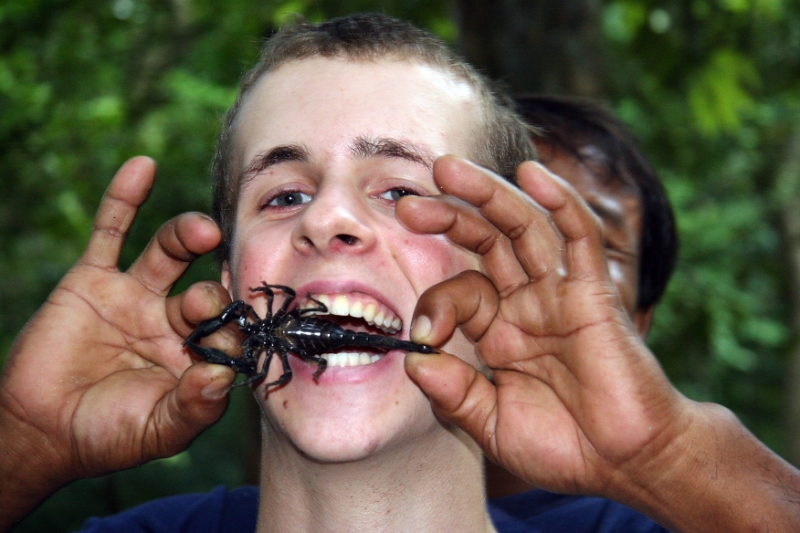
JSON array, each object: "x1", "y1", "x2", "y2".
[{"x1": 183, "y1": 282, "x2": 436, "y2": 390}]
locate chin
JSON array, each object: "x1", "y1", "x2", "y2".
[
  {"x1": 257, "y1": 372, "x2": 441, "y2": 465},
  {"x1": 282, "y1": 426, "x2": 387, "y2": 464}
]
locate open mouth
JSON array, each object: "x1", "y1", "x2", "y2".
[
  {"x1": 299, "y1": 292, "x2": 405, "y2": 368},
  {"x1": 302, "y1": 293, "x2": 402, "y2": 334}
]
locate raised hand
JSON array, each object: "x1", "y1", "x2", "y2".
[
  {"x1": 399, "y1": 155, "x2": 681, "y2": 493},
  {"x1": 0, "y1": 157, "x2": 235, "y2": 529},
  {"x1": 398, "y1": 156, "x2": 800, "y2": 533}
]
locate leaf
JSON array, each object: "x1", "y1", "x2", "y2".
[{"x1": 687, "y1": 50, "x2": 760, "y2": 135}]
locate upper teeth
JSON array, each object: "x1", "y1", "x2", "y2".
[{"x1": 304, "y1": 294, "x2": 402, "y2": 334}]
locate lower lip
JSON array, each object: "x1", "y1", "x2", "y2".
[{"x1": 290, "y1": 350, "x2": 400, "y2": 385}]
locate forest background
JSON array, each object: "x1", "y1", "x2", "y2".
[{"x1": 3, "y1": 0, "x2": 800, "y2": 530}]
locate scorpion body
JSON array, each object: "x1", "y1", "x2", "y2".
[{"x1": 183, "y1": 283, "x2": 436, "y2": 390}]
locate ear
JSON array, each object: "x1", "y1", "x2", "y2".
[
  {"x1": 632, "y1": 306, "x2": 655, "y2": 339},
  {"x1": 221, "y1": 261, "x2": 233, "y2": 296}
]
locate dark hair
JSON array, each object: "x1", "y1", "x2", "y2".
[
  {"x1": 514, "y1": 94, "x2": 678, "y2": 311},
  {"x1": 211, "y1": 13, "x2": 535, "y2": 263}
]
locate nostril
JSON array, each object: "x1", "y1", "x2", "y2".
[{"x1": 337, "y1": 234, "x2": 358, "y2": 245}]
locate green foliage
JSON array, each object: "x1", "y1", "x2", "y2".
[
  {"x1": 688, "y1": 49, "x2": 759, "y2": 135},
  {"x1": 602, "y1": 0, "x2": 648, "y2": 44},
  {"x1": 603, "y1": 0, "x2": 800, "y2": 455}
]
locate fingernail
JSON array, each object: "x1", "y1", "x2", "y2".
[
  {"x1": 410, "y1": 315, "x2": 432, "y2": 343},
  {"x1": 201, "y1": 369, "x2": 231, "y2": 399}
]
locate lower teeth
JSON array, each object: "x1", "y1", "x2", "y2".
[{"x1": 321, "y1": 352, "x2": 382, "y2": 368}]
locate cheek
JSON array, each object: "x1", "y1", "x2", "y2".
[
  {"x1": 608, "y1": 259, "x2": 637, "y2": 315},
  {"x1": 229, "y1": 229, "x2": 292, "y2": 299},
  {"x1": 395, "y1": 233, "x2": 479, "y2": 289},
  {"x1": 394, "y1": 233, "x2": 480, "y2": 364}
]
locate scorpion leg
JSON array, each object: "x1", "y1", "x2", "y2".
[
  {"x1": 309, "y1": 354, "x2": 327, "y2": 381},
  {"x1": 269, "y1": 284, "x2": 297, "y2": 315},
  {"x1": 183, "y1": 300, "x2": 250, "y2": 346},
  {"x1": 253, "y1": 344, "x2": 324, "y2": 389},
  {"x1": 236, "y1": 343, "x2": 294, "y2": 390},
  {"x1": 237, "y1": 302, "x2": 261, "y2": 328},
  {"x1": 189, "y1": 345, "x2": 258, "y2": 375},
  {"x1": 251, "y1": 283, "x2": 297, "y2": 318},
  {"x1": 250, "y1": 282, "x2": 276, "y2": 319},
  {"x1": 234, "y1": 349, "x2": 273, "y2": 388},
  {"x1": 298, "y1": 294, "x2": 328, "y2": 316},
  {"x1": 184, "y1": 300, "x2": 266, "y2": 376},
  {"x1": 184, "y1": 300, "x2": 252, "y2": 364},
  {"x1": 263, "y1": 347, "x2": 294, "y2": 389}
]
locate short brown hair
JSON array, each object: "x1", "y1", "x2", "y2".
[{"x1": 212, "y1": 13, "x2": 535, "y2": 262}]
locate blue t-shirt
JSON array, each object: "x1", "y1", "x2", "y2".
[{"x1": 80, "y1": 486, "x2": 670, "y2": 532}]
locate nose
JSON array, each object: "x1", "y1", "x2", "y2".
[{"x1": 291, "y1": 185, "x2": 377, "y2": 255}]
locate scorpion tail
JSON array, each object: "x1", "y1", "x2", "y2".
[
  {"x1": 388, "y1": 338, "x2": 437, "y2": 354},
  {"x1": 348, "y1": 332, "x2": 437, "y2": 354}
]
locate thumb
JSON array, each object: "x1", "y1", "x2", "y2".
[
  {"x1": 150, "y1": 362, "x2": 236, "y2": 458},
  {"x1": 405, "y1": 350, "x2": 498, "y2": 450}
]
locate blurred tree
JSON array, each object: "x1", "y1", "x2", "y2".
[
  {"x1": 454, "y1": 0, "x2": 606, "y2": 96},
  {"x1": 779, "y1": 119, "x2": 800, "y2": 464},
  {"x1": 593, "y1": 0, "x2": 800, "y2": 462}
]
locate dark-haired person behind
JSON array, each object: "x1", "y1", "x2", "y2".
[
  {"x1": 486, "y1": 94, "x2": 679, "y2": 501},
  {"x1": 517, "y1": 94, "x2": 678, "y2": 315},
  {"x1": 485, "y1": 95, "x2": 800, "y2": 531},
  {"x1": 3, "y1": 15, "x2": 800, "y2": 533}
]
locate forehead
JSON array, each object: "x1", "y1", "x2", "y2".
[
  {"x1": 233, "y1": 57, "x2": 480, "y2": 169},
  {"x1": 538, "y1": 143, "x2": 642, "y2": 236},
  {"x1": 538, "y1": 142, "x2": 640, "y2": 203}
]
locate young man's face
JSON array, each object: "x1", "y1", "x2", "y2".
[{"x1": 222, "y1": 57, "x2": 483, "y2": 462}]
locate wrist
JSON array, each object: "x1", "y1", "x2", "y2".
[
  {"x1": 0, "y1": 392, "x2": 73, "y2": 531},
  {"x1": 611, "y1": 399, "x2": 800, "y2": 533}
]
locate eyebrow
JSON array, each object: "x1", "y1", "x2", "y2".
[
  {"x1": 350, "y1": 135, "x2": 435, "y2": 170},
  {"x1": 241, "y1": 144, "x2": 310, "y2": 185},
  {"x1": 239, "y1": 136, "x2": 435, "y2": 189}
]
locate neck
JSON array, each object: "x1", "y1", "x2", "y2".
[{"x1": 255, "y1": 422, "x2": 496, "y2": 533}]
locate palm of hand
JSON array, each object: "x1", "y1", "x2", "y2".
[
  {"x1": 41, "y1": 265, "x2": 185, "y2": 473},
  {"x1": 402, "y1": 157, "x2": 684, "y2": 497},
  {"x1": 481, "y1": 279, "x2": 675, "y2": 494},
  {"x1": 0, "y1": 157, "x2": 229, "y2": 482}
]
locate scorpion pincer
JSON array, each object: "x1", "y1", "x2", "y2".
[{"x1": 183, "y1": 282, "x2": 437, "y2": 390}]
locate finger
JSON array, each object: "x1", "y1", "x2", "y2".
[
  {"x1": 169, "y1": 281, "x2": 242, "y2": 361},
  {"x1": 167, "y1": 280, "x2": 233, "y2": 338},
  {"x1": 411, "y1": 270, "x2": 499, "y2": 348},
  {"x1": 148, "y1": 362, "x2": 235, "y2": 459},
  {"x1": 127, "y1": 212, "x2": 221, "y2": 296},
  {"x1": 431, "y1": 155, "x2": 564, "y2": 282},
  {"x1": 82, "y1": 156, "x2": 157, "y2": 269},
  {"x1": 397, "y1": 195, "x2": 529, "y2": 296},
  {"x1": 405, "y1": 350, "x2": 498, "y2": 453},
  {"x1": 516, "y1": 161, "x2": 607, "y2": 282}
]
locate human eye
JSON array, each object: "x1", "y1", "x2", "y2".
[
  {"x1": 266, "y1": 190, "x2": 312, "y2": 208},
  {"x1": 603, "y1": 237, "x2": 636, "y2": 260},
  {"x1": 378, "y1": 187, "x2": 422, "y2": 202}
]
